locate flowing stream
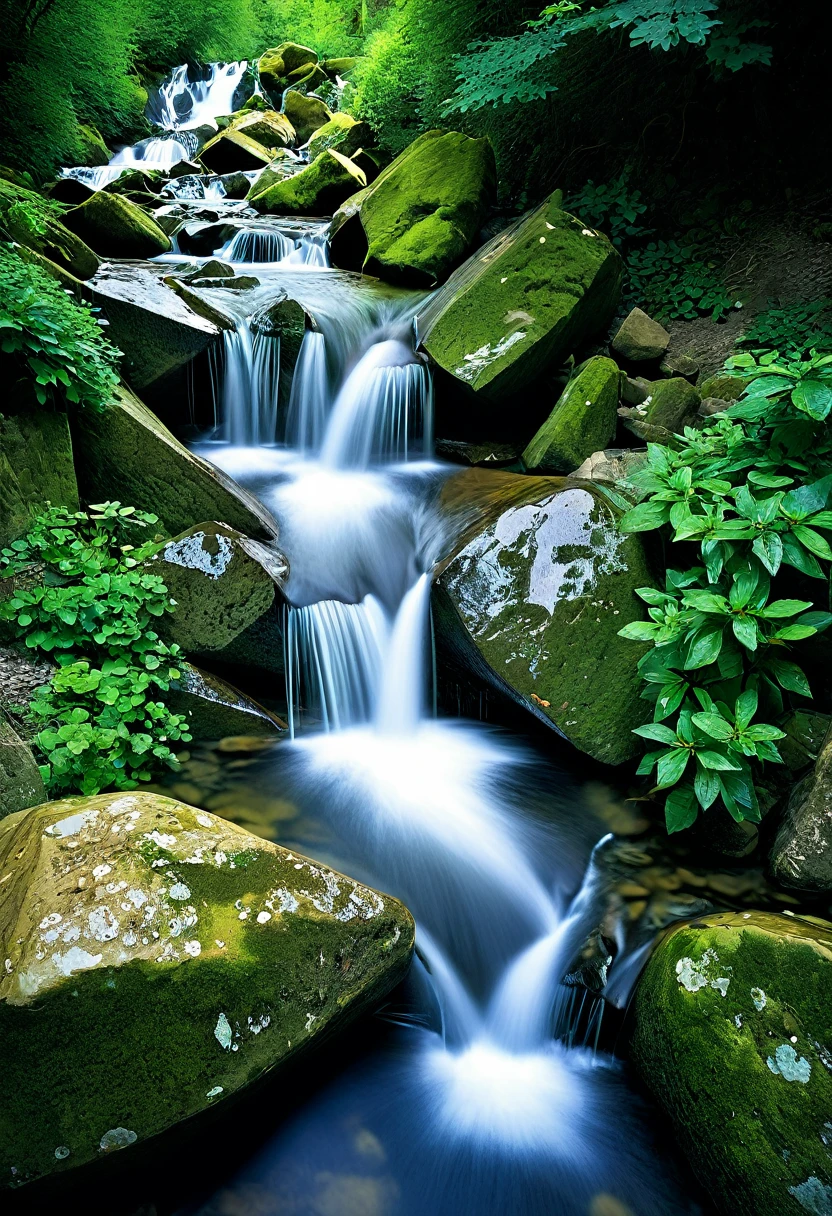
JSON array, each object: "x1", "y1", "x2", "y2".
[{"x1": 167, "y1": 224, "x2": 700, "y2": 1215}]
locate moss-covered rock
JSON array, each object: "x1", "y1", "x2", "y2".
[
  {"x1": 329, "y1": 129, "x2": 496, "y2": 288},
  {"x1": 306, "y1": 113, "x2": 372, "y2": 160},
  {"x1": 771, "y1": 727, "x2": 832, "y2": 892},
  {"x1": 0, "y1": 181, "x2": 99, "y2": 280},
  {"x1": 62, "y1": 192, "x2": 171, "y2": 259},
  {"x1": 643, "y1": 376, "x2": 701, "y2": 431},
  {"x1": 282, "y1": 91, "x2": 332, "y2": 145},
  {"x1": 248, "y1": 149, "x2": 366, "y2": 217},
  {"x1": 250, "y1": 295, "x2": 308, "y2": 409},
  {"x1": 0, "y1": 715, "x2": 44, "y2": 819},
  {"x1": 77, "y1": 123, "x2": 110, "y2": 166},
  {"x1": 258, "y1": 43, "x2": 318, "y2": 98},
  {"x1": 200, "y1": 128, "x2": 275, "y2": 175},
  {"x1": 321, "y1": 57, "x2": 360, "y2": 77},
  {"x1": 168, "y1": 664, "x2": 286, "y2": 738},
  {"x1": 229, "y1": 109, "x2": 296, "y2": 149},
  {"x1": 433, "y1": 468, "x2": 656, "y2": 765},
  {"x1": 420, "y1": 192, "x2": 622, "y2": 414},
  {"x1": 0, "y1": 791, "x2": 414, "y2": 1188},
  {"x1": 0, "y1": 406, "x2": 79, "y2": 548},
  {"x1": 699, "y1": 372, "x2": 752, "y2": 402},
  {"x1": 523, "y1": 356, "x2": 620, "y2": 473},
  {"x1": 71, "y1": 383, "x2": 279, "y2": 541},
  {"x1": 571, "y1": 448, "x2": 649, "y2": 489},
  {"x1": 631, "y1": 910, "x2": 832, "y2": 1216},
  {"x1": 612, "y1": 307, "x2": 670, "y2": 362}
]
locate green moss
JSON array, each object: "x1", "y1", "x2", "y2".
[
  {"x1": 200, "y1": 128, "x2": 275, "y2": 175},
  {"x1": 0, "y1": 716, "x2": 44, "y2": 819},
  {"x1": 62, "y1": 192, "x2": 170, "y2": 260},
  {"x1": 282, "y1": 92, "x2": 332, "y2": 145},
  {"x1": 423, "y1": 193, "x2": 623, "y2": 405},
  {"x1": 0, "y1": 408, "x2": 79, "y2": 547},
  {"x1": 523, "y1": 356, "x2": 620, "y2": 473},
  {"x1": 248, "y1": 149, "x2": 366, "y2": 217},
  {"x1": 631, "y1": 911, "x2": 832, "y2": 1216},
  {"x1": 699, "y1": 373, "x2": 751, "y2": 402},
  {"x1": 76, "y1": 123, "x2": 110, "y2": 167},
  {"x1": 644, "y1": 376, "x2": 701, "y2": 431},
  {"x1": 0, "y1": 180, "x2": 99, "y2": 281},
  {"x1": 306, "y1": 114, "x2": 371, "y2": 160},
  {"x1": 258, "y1": 43, "x2": 318, "y2": 97},
  {"x1": 0, "y1": 792, "x2": 414, "y2": 1188}
]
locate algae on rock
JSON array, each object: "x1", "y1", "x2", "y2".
[
  {"x1": 248, "y1": 149, "x2": 366, "y2": 217},
  {"x1": 0, "y1": 792, "x2": 414, "y2": 1188},
  {"x1": 0, "y1": 715, "x2": 44, "y2": 820},
  {"x1": 0, "y1": 407, "x2": 79, "y2": 548},
  {"x1": 62, "y1": 192, "x2": 171, "y2": 259},
  {"x1": 523, "y1": 356, "x2": 621, "y2": 474}
]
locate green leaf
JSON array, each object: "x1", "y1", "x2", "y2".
[
  {"x1": 734, "y1": 688, "x2": 758, "y2": 731},
  {"x1": 619, "y1": 500, "x2": 672, "y2": 532},
  {"x1": 792, "y1": 525, "x2": 832, "y2": 561},
  {"x1": 633, "y1": 722, "x2": 679, "y2": 744},
  {"x1": 732, "y1": 616, "x2": 759, "y2": 650},
  {"x1": 697, "y1": 749, "x2": 742, "y2": 771},
  {"x1": 665, "y1": 783, "x2": 698, "y2": 833},
  {"x1": 781, "y1": 532, "x2": 825, "y2": 578},
  {"x1": 752, "y1": 531, "x2": 783, "y2": 575},
  {"x1": 768, "y1": 658, "x2": 811, "y2": 697},
  {"x1": 762, "y1": 598, "x2": 814, "y2": 618},
  {"x1": 694, "y1": 763, "x2": 720, "y2": 810},
  {"x1": 691, "y1": 712, "x2": 733, "y2": 741},
  {"x1": 684, "y1": 628, "x2": 724, "y2": 669},
  {"x1": 656, "y1": 747, "x2": 690, "y2": 788}
]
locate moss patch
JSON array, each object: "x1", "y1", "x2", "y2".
[
  {"x1": 306, "y1": 114, "x2": 371, "y2": 161},
  {"x1": 0, "y1": 406, "x2": 79, "y2": 548},
  {"x1": 523, "y1": 356, "x2": 621, "y2": 473},
  {"x1": 62, "y1": 192, "x2": 170, "y2": 260},
  {"x1": 248, "y1": 149, "x2": 366, "y2": 217}
]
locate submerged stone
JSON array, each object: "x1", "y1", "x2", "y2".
[
  {"x1": 168, "y1": 663, "x2": 286, "y2": 739},
  {"x1": 248, "y1": 149, "x2": 366, "y2": 217},
  {"x1": 433, "y1": 468, "x2": 657, "y2": 765},
  {"x1": 631, "y1": 910, "x2": 832, "y2": 1216},
  {"x1": 0, "y1": 792, "x2": 414, "y2": 1187},
  {"x1": 62, "y1": 192, "x2": 171, "y2": 259},
  {"x1": 523, "y1": 356, "x2": 621, "y2": 473}
]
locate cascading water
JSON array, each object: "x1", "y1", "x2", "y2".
[{"x1": 218, "y1": 222, "x2": 330, "y2": 267}]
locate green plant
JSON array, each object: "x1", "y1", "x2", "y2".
[
  {"x1": 0, "y1": 244, "x2": 120, "y2": 409},
  {"x1": 616, "y1": 348, "x2": 832, "y2": 832},
  {"x1": 0, "y1": 503, "x2": 191, "y2": 795},
  {"x1": 738, "y1": 299, "x2": 832, "y2": 356},
  {"x1": 565, "y1": 174, "x2": 651, "y2": 247},
  {"x1": 625, "y1": 238, "x2": 736, "y2": 321}
]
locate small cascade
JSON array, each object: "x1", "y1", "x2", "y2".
[
  {"x1": 214, "y1": 319, "x2": 281, "y2": 447},
  {"x1": 284, "y1": 331, "x2": 329, "y2": 453},
  {"x1": 163, "y1": 174, "x2": 227, "y2": 202},
  {"x1": 218, "y1": 223, "x2": 330, "y2": 267},
  {"x1": 375, "y1": 572, "x2": 431, "y2": 735},
  {"x1": 146, "y1": 62, "x2": 249, "y2": 130}
]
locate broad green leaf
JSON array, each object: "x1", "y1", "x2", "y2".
[
  {"x1": 619, "y1": 500, "x2": 671, "y2": 532},
  {"x1": 697, "y1": 749, "x2": 742, "y2": 771},
  {"x1": 691, "y1": 711, "x2": 734, "y2": 741},
  {"x1": 734, "y1": 688, "x2": 758, "y2": 731},
  {"x1": 656, "y1": 747, "x2": 690, "y2": 788},
  {"x1": 732, "y1": 616, "x2": 759, "y2": 650},
  {"x1": 684, "y1": 627, "x2": 724, "y2": 669},
  {"x1": 694, "y1": 763, "x2": 720, "y2": 810},
  {"x1": 762, "y1": 598, "x2": 814, "y2": 618},
  {"x1": 633, "y1": 722, "x2": 679, "y2": 744},
  {"x1": 752, "y1": 531, "x2": 783, "y2": 575},
  {"x1": 665, "y1": 783, "x2": 698, "y2": 833}
]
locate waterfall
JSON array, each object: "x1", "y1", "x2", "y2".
[
  {"x1": 216, "y1": 319, "x2": 281, "y2": 447},
  {"x1": 146, "y1": 62, "x2": 249, "y2": 131},
  {"x1": 375, "y1": 572, "x2": 431, "y2": 734},
  {"x1": 284, "y1": 331, "x2": 329, "y2": 453},
  {"x1": 218, "y1": 224, "x2": 330, "y2": 267}
]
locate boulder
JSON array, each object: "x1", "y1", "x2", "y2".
[
  {"x1": 168, "y1": 664, "x2": 286, "y2": 738},
  {"x1": 258, "y1": 43, "x2": 319, "y2": 98},
  {"x1": 418, "y1": 192, "x2": 622, "y2": 418},
  {"x1": 250, "y1": 295, "x2": 307, "y2": 409},
  {"x1": 0, "y1": 715, "x2": 45, "y2": 819},
  {"x1": 771, "y1": 726, "x2": 832, "y2": 892},
  {"x1": 148, "y1": 523, "x2": 287, "y2": 660},
  {"x1": 246, "y1": 150, "x2": 303, "y2": 198},
  {"x1": 199, "y1": 128, "x2": 274, "y2": 175},
  {"x1": 0, "y1": 181, "x2": 99, "y2": 280},
  {"x1": 287, "y1": 64, "x2": 328, "y2": 93},
  {"x1": 523, "y1": 356, "x2": 620, "y2": 473},
  {"x1": 282, "y1": 91, "x2": 332, "y2": 145},
  {"x1": 229, "y1": 109, "x2": 296, "y2": 149},
  {"x1": 699, "y1": 372, "x2": 751, "y2": 402},
  {"x1": 611, "y1": 307, "x2": 670, "y2": 362},
  {"x1": 631, "y1": 910, "x2": 832, "y2": 1216},
  {"x1": 76, "y1": 123, "x2": 110, "y2": 166},
  {"x1": 433, "y1": 468, "x2": 657, "y2": 765},
  {"x1": 571, "y1": 448, "x2": 649, "y2": 489},
  {"x1": 321, "y1": 57, "x2": 360, "y2": 77},
  {"x1": 88, "y1": 264, "x2": 227, "y2": 391},
  {"x1": 46, "y1": 177, "x2": 96, "y2": 205},
  {"x1": 0, "y1": 406, "x2": 79, "y2": 548},
  {"x1": 70, "y1": 382, "x2": 280, "y2": 541},
  {"x1": 248, "y1": 149, "x2": 366, "y2": 217},
  {"x1": 643, "y1": 376, "x2": 701, "y2": 431},
  {"x1": 103, "y1": 168, "x2": 165, "y2": 197},
  {"x1": 659, "y1": 351, "x2": 699, "y2": 382},
  {"x1": 778, "y1": 710, "x2": 832, "y2": 774},
  {"x1": 306, "y1": 113, "x2": 372, "y2": 161},
  {"x1": 0, "y1": 791, "x2": 413, "y2": 1188},
  {"x1": 329, "y1": 129, "x2": 496, "y2": 288},
  {"x1": 62, "y1": 192, "x2": 171, "y2": 259},
  {"x1": 350, "y1": 148, "x2": 380, "y2": 185}
]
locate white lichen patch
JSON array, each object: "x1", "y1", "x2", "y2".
[
  {"x1": 99, "y1": 1127, "x2": 137, "y2": 1152},
  {"x1": 162, "y1": 530, "x2": 235, "y2": 580},
  {"x1": 454, "y1": 331, "x2": 528, "y2": 383},
  {"x1": 206, "y1": 1086, "x2": 224, "y2": 1099},
  {"x1": 767, "y1": 1044, "x2": 812, "y2": 1083},
  {"x1": 675, "y1": 949, "x2": 731, "y2": 997},
  {"x1": 214, "y1": 1012, "x2": 233, "y2": 1050},
  {"x1": 168, "y1": 882, "x2": 191, "y2": 901},
  {"x1": 54, "y1": 1146, "x2": 70, "y2": 1160},
  {"x1": 751, "y1": 986, "x2": 767, "y2": 1011},
  {"x1": 789, "y1": 1176, "x2": 832, "y2": 1215},
  {"x1": 183, "y1": 940, "x2": 201, "y2": 957}
]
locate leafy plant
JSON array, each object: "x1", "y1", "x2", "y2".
[
  {"x1": 565, "y1": 174, "x2": 651, "y2": 247},
  {"x1": 738, "y1": 299, "x2": 832, "y2": 356},
  {"x1": 0, "y1": 244, "x2": 121, "y2": 409},
  {"x1": 625, "y1": 238, "x2": 736, "y2": 321},
  {"x1": 616, "y1": 348, "x2": 832, "y2": 832},
  {"x1": 0, "y1": 503, "x2": 191, "y2": 795}
]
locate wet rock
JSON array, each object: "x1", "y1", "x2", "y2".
[
  {"x1": 148, "y1": 523, "x2": 287, "y2": 659},
  {"x1": 699, "y1": 396, "x2": 729, "y2": 417},
  {"x1": 435, "y1": 439, "x2": 523, "y2": 468},
  {"x1": 258, "y1": 43, "x2": 319, "y2": 99},
  {"x1": 176, "y1": 219, "x2": 239, "y2": 257},
  {"x1": 419, "y1": 191, "x2": 622, "y2": 417},
  {"x1": 45, "y1": 176, "x2": 97, "y2": 205},
  {"x1": 169, "y1": 663, "x2": 286, "y2": 739},
  {"x1": 228, "y1": 109, "x2": 296, "y2": 150},
  {"x1": 282, "y1": 91, "x2": 332, "y2": 145},
  {"x1": 779, "y1": 711, "x2": 832, "y2": 774},
  {"x1": 250, "y1": 295, "x2": 307, "y2": 409},
  {"x1": 0, "y1": 714, "x2": 45, "y2": 819},
  {"x1": 103, "y1": 168, "x2": 165, "y2": 197},
  {"x1": 62, "y1": 192, "x2": 171, "y2": 259},
  {"x1": 175, "y1": 259, "x2": 235, "y2": 284},
  {"x1": 621, "y1": 375, "x2": 651, "y2": 405},
  {"x1": 631, "y1": 910, "x2": 832, "y2": 1216},
  {"x1": 306, "y1": 113, "x2": 372, "y2": 161},
  {"x1": 0, "y1": 791, "x2": 414, "y2": 1188},
  {"x1": 248, "y1": 149, "x2": 366, "y2": 217},
  {"x1": 571, "y1": 448, "x2": 649, "y2": 489},
  {"x1": 0, "y1": 180, "x2": 99, "y2": 280},
  {"x1": 659, "y1": 351, "x2": 699, "y2": 382},
  {"x1": 0, "y1": 405, "x2": 78, "y2": 547},
  {"x1": 699, "y1": 372, "x2": 750, "y2": 402},
  {"x1": 161, "y1": 277, "x2": 236, "y2": 331},
  {"x1": 76, "y1": 123, "x2": 110, "y2": 166},
  {"x1": 433, "y1": 468, "x2": 658, "y2": 765},
  {"x1": 329, "y1": 129, "x2": 496, "y2": 288},
  {"x1": 71, "y1": 383, "x2": 279, "y2": 541},
  {"x1": 190, "y1": 274, "x2": 260, "y2": 291},
  {"x1": 642, "y1": 377, "x2": 701, "y2": 431},
  {"x1": 168, "y1": 159, "x2": 205, "y2": 180},
  {"x1": 523, "y1": 356, "x2": 620, "y2": 474},
  {"x1": 771, "y1": 727, "x2": 832, "y2": 892},
  {"x1": 611, "y1": 308, "x2": 670, "y2": 362},
  {"x1": 200, "y1": 128, "x2": 274, "y2": 175}
]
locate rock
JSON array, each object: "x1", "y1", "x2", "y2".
[
  {"x1": 217, "y1": 170, "x2": 254, "y2": 199},
  {"x1": 631, "y1": 910, "x2": 832, "y2": 1216},
  {"x1": 611, "y1": 308, "x2": 670, "y2": 362},
  {"x1": 161, "y1": 277, "x2": 237, "y2": 331},
  {"x1": 175, "y1": 258, "x2": 236, "y2": 284},
  {"x1": 76, "y1": 123, "x2": 110, "y2": 166},
  {"x1": 779, "y1": 711, "x2": 832, "y2": 773},
  {"x1": 659, "y1": 351, "x2": 699, "y2": 382},
  {"x1": 62, "y1": 192, "x2": 171, "y2": 259},
  {"x1": 419, "y1": 192, "x2": 622, "y2": 416},
  {"x1": 250, "y1": 296, "x2": 307, "y2": 408},
  {"x1": 617, "y1": 409, "x2": 677, "y2": 446},
  {"x1": 350, "y1": 148, "x2": 380, "y2": 185},
  {"x1": 45, "y1": 176, "x2": 96, "y2": 205},
  {"x1": 621, "y1": 375, "x2": 651, "y2": 405},
  {"x1": 245, "y1": 149, "x2": 302, "y2": 198},
  {"x1": 0, "y1": 180, "x2": 99, "y2": 280},
  {"x1": 288, "y1": 64, "x2": 328, "y2": 92},
  {"x1": 248, "y1": 149, "x2": 366, "y2": 217},
  {"x1": 433, "y1": 468, "x2": 658, "y2": 765},
  {"x1": 282, "y1": 91, "x2": 332, "y2": 145},
  {"x1": 329, "y1": 129, "x2": 496, "y2": 288},
  {"x1": 103, "y1": 168, "x2": 165, "y2": 197},
  {"x1": 199, "y1": 128, "x2": 274, "y2": 175},
  {"x1": 168, "y1": 663, "x2": 286, "y2": 738},
  {"x1": 699, "y1": 396, "x2": 729, "y2": 417},
  {"x1": 306, "y1": 113, "x2": 372, "y2": 161},
  {"x1": 70, "y1": 382, "x2": 279, "y2": 541},
  {"x1": 771, "y1": 727, "x2": 832, "y2": 892},
  {"x1": 435, "y1": 439, "x2": 523, "y2": 468},
  {"x1": 523, "y1": 356, "x2": 620, "y2": 474},
  {"x1": 0, "y1": 791, "x2": 413, "y2": 1188},
  {"x1": 148, "y1": 524, "x2": 287, "y2": 660},
  {"x1": 571, "y1": 448, "x2": 649, "y2": 488},
  {"x1": 0, "y1": 406, "x2": 79, "y2": 548},
  {"x1": 168, "y1": 159, "x2": 205, "y2": 180},
  {"x1": 321, "y1": 57, "x2": 360, "y2": 77},
  {"x1": 643, "y1": 377, "x2": 701, "y2": 431},
  {"x1": 699, "y1": 372, "x2": 750, "y2": 402},
  {"x1": 228, "y1": 109, "x2": 295, "y2": 150},
  {"x1": 175, "y1": 219, "x2": 238, "y2": 257},
  {"x1": 258, "y1": 43, "x2": 319, "y2": 98},
  {"x1": 0, "y1": 714, "x2": 44, "y2": 819},
  {"x1": 88, "y1": 264, "x2": 225, "y2": 391},
  {"x1": 189, "y1": 274, "x2": 260, "y2": 291}
]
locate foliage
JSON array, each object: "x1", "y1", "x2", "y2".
[
  {"x1": 738, "y1": 300, "x2": 832, "y2": 357},
  {"x1": 616, "y1": 349, "x2": 832, "y2": 832},
  {"x1": 0, "y1": 503, "x2": 191, "y2": 795},
  {"x1": 0, "y1": 245, "x2": 120, "y2": 409},
  {"x1": 565, "y1": 174, "x2": 651, "y2": 247}
]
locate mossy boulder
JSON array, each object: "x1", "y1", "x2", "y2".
[
  {"x1": 0, "y1": 405, "x2": 79, "y2": 548},
  {"x1": 0, "y1": 791, "x2": 414, "y2": 1188},
  {"x1": 62, "y1": 192, "x2": 171, "y2": 259},
  {"x1": 71, "y1": 383, "x2": 279, "y2": 541},
  {"x1": 643, "y1": 376, "x2": 701, "y2": 431},
  {"x1": 612, "y1": 307, "x2": 670, "y2": 362},
  {"x1": 76, "y1": 123, "x2": 110, "y2": 166},
  {"x1": 0, "y1": 715, "x2": 44, "y2": 819},
  {"x1": 321, "y1": 57, "x2": 360, "y2": 78},
  {"x1": 771, "y1": 726, "x2": 832, "y2": 892},
  {"x1": 699, "y1": 372, "x2": 752, "y2": 402},
  {"x1": 282, "y1": 91, "x2": 332, "y2": 145},
  {"x1": 0, "y1": 181, "x2": 99, "y2": 280},
  {"x1": 168, "y1": 664, "x2": 286, "y2": 738},
  {"x1": 329, "y1": 129, "x2": 496, "y2": 288},
  {"x1": 631, "y1": 910, "x2": 832, "y2": 1216},
  {"x1": 523, "y1": 356, "x2": 620, "y2": 473},
  {"x1": 148, "y1": 523, "x2": 287, "y2": 659},
  {"x1": 251, "y1": 295, "x2": 308, "y2": 409},
  {"x1": 420, "y1": 192, "x2": 622, "y2": 415},
  {"x1": 248, "y1": 149, "x2": 366, "y2": 217},
  {"x1": 306, "y1": 113, "x2": 372, "y2": 160},
  {"x1": 258, "y1": 43, "x2": 318, "y2": 98},
  {"x1": 229, "y1": 109, "x2": 296, "y2": 150},
  {"x1": 433, "y1": 468, "x2": 656, "y2": 765},
  {"x1": 200, "y1": 128, "x2": 274, "y2": 175}
]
